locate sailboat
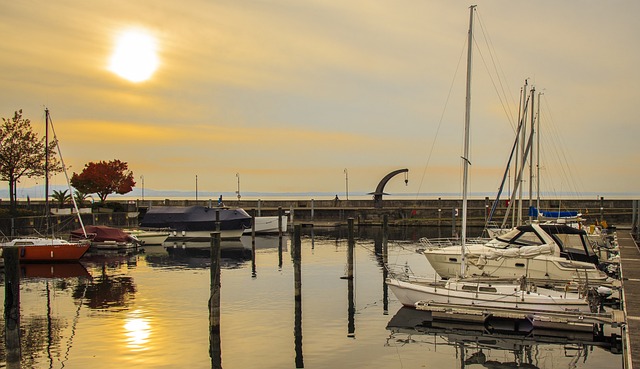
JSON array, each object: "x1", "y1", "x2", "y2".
[
  {"x1": 386, "y1": 6, "x2": 598, "y2": 314},
  {"x1": 0, "y1": 109, "x2": 90, "y2": 262}
]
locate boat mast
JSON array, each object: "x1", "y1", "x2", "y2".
[
  {"x1": 528, "y1": 87, "x2": 535, "y2": 223},
  {"x1": 460, "y1": 4, "x2": 476, "y2": 277},
  {"x1": 47, "y1": 110, "x2": 88, "y2": 237},
  {"x1": 536, "y1": 91, "x2": 542, "y2": 216},
  {"x1": 45, "y1": 108, "x2": 51, "y2": 233}
]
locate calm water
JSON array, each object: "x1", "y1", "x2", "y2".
[{"x1": 0, "y1": 226, "x2": 623, "y2": 369}]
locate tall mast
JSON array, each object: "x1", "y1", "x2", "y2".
[
  {"x1": 45, "y1": 108, "x2": 51, "y2": 232},
  {"x1": 528, "y1": 87, "x2": 535, "y2": 223},
  {"x1": 460, "y1": 4, "x2": 476, "y2": 277}
]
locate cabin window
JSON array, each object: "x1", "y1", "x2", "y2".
[
  {"x1": 448, "y1": 258, "x2": 458, "y2": 263},
  {"x1": 461, "y1": 285, "x2": 477, "y2": 292},
  {"x1": 554, "y1": 233, "x2": 591, "y2": 256},
  {"x1": 479, "y1": 286, "x2": 497, "y2": 293},
  {"x1": 515, "y1": 263, "x2": 525, "y2": 268}
]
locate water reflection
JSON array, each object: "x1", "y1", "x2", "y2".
[
  {"x1": 2, "y1": 227, "x2": 623, "y2": 369},
  {"x1": 124, "y1": 310, "x2": 151, "y2": 351},
  {"x1": 386, "y1": 307, "x2": 622, "y2": 368}
]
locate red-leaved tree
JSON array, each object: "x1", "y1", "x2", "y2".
[{"x1": 71, "y1": 159, "x2": 135, "y2": 204}]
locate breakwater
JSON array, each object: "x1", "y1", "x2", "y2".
[{"x1": 1, "y1": 198, "x2": 634, "y2": 236}]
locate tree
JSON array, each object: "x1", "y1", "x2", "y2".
[
  {"x1": 74, "y1": 190, "x2": 91, "y2": 208},
  {"x1": 51, "y1": 189, "x2": 71, "y2": 208},
  {"x1": 70, "y1": 159, "x2": 135, "y2": 203},
  {"x1": 0, "y1": 110, "x2": 62, "y2": 214}
]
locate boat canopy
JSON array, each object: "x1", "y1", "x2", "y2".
[
  {"x1": 70, "y1": 225, "x2": 136, "y2": 243},
  {"x1": 140, "y1": 206, "x2": 252, "y2": 231}
]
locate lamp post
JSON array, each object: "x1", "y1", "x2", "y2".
[
  {"x1": 195, "y1": 174, "x2": 198, "y2": 201},
  {"x1": 344, "y1": 168, "x2": 349, "y2": 200},
  {"x1": 140, "y1": 175, "x2": 144, "y2": 201},
  {"x1": 236, "y1": 173, "x2": 241, "y2": 201}
]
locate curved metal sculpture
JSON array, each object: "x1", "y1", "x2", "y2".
[{"x1": 370, "y1": 168, "x2": 408, "y2": 208}]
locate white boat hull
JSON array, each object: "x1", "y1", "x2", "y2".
[
  {"x1": 244, "y1": 216, "x2": 288, "y2": 234},
  {"x1": 125, "y1": 230, "x2": 170, "y2": 245},
  {"x1": 164, "y1": 228, "x2": 245, "y2": 242},
  {"x1": 386, "y1": 277, "x2": 592, "y2": 313}
]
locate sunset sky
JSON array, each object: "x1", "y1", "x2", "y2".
[{"x1": 1, "y1": 1, "x2": 638, "y2": 200}]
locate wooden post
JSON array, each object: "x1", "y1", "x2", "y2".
[
  {"x1": 278, "y1": 207, "x2": 283, "y2": 238},
  {"x1": 293, "y1": 224, "x2": 303, "y2": 368},
  {"x1": 209, "y1": 232, "x2": 222, "y2": 369},
  {"x1": 347, "y1": 218, "x2": 356, "y2": 337},
  {"x1": 4, "y1": 247, "x2": 21, "y2": 365},
  {"x1": 251, "y1": 212, "x2": 256, "y2": 278}
]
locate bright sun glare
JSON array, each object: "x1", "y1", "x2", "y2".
[{"x1": 109, "y1": 29, "x2": 159, "y2": 83}]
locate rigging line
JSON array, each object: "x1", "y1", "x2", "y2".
[
  {"x1": 471, "y1": 34, "x2": 516, "y2": 133},
  {"x1": 475, "y1": 9, "x2": 519, "y2": 127},
  {"x1": 415, "y1": 33, "x2": 467, "y2": 199},
  {"x1": 539, "y1": 95, "x2": 583, "y2": 196},
  {"x1": 47, "y1": 111, "x2": 87, "y2": 236}
]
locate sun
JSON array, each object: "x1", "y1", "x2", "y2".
[{"x1": 109, "y1": 29, "x2": 159, "y2": 83}]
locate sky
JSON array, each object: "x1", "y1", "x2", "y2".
[{"x1": 1, "y1": 1, "x2": 639, "y2": 200}]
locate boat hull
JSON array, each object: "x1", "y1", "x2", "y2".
[
  {"x1": 164, "y1": 228, "x2": 246, "y2": 242},
  {"x1": 424, "y1": 248, "x2": 609, "y2": 283},
  {"x1": 1, "y1": 238, "x2": 90, "y2": 262},
  {"x1": 244, "y1": 216, "x2": 288, "y2": 234},
  {"x1": 385, "y1": 277, "x2": 592, "y2": 313}
]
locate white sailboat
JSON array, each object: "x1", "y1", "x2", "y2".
[{"x1": 386, "y1": 6, "x2": 597, "y2": 314}]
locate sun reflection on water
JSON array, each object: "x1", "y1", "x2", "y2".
[{"x1": 124, "y1": 310, "x2": 151, "y2": 350}]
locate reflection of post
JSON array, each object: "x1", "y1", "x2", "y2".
[
  {"x1": 278, "y1": 207, "x2": 283, "y2": 238},
  {"x1": 293, "y1": 224, "x2": 304, "y2": 368},
  {"x1": 382, "y1": 214, "x2": 389, "y2": 314},
  {"x1": 346, "y1": 218, "x2": 355, "y2": 337},
  {"x1": 4, "y1": 247, "x2": 21, "y2": 366},
  {"x1": 209, "y1": 232, "x2": 222, "y2": 369}
]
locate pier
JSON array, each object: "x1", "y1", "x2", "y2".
[{"x1": 617, "y1": 230, "x2": 640, "y2": 369}]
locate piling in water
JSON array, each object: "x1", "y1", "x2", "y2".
[{"x1": 4, "y1": 247, "x2": 21, "y2": 365}]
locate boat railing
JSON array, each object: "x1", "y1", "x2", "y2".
[{"x1": 419, "y1": 237, "x2": 490, "y2": 249}]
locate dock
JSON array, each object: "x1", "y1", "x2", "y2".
[{"x1": 618, "y1": 230, "x2": 640, "y2": 369}]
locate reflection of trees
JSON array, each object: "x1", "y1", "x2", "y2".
[{"x1": 74, "y1": 264, "x2": 136, "y2": 310}]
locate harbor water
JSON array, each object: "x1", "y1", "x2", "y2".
[{"x1": 0, "y1": 226, "x2": 623, "y2": 368}]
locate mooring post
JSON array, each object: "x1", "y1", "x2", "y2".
[
  {"x1": 348, "y1": 217, "x2": 356, "y2": 337},
  {"x1": 346, "y1": 218, "x2": 355, "y2": 280},
  {"x1": 251, "y1": 212, "x2": 256, "y2": 278},
  {"x1": 382, "y1": 214, "x2": 389, "y2": 314},
  {"x1": 278, "y1": 207, "x2": 283, "y2": 238},
  {"x1": 4, "y1": 247, "x2": 21, "y2": 365},
  {"x1": 293, "y1": 224, "x2": 303, "y2": 368},
  {"x1": 209, "y1": 232, "x2": 222, "y2": 368}
]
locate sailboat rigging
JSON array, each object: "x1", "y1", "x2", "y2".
[
  {"x1": 385, "y1": 6, "x2": 608, "y2": 314},
  {"x1": 0, "y1": 109, "x2": 90, "y2": 261}
]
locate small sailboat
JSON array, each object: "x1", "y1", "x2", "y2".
[
  {"x1": 0, "y1": 109, "x2": 90, "y2": 262},
  {"x1": 386, "y1": 6, "x2": 601, "y2": 314}
]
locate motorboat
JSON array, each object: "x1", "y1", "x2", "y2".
[
  {"x1": 243, "y1": 215, "x2": 288, "y2": 234},
  {"x1": 70, "y1": 225, "x2": 140, "y2": 251},
  {"x1": 140, "y1": 205, "x2": 252, "y2": 241},
  {"x1": 422, "y1": 222, "x2": 611, "y2": 283},
  {"x1": 124, "y1": 228, "x2": 170, "y2": 245}
]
